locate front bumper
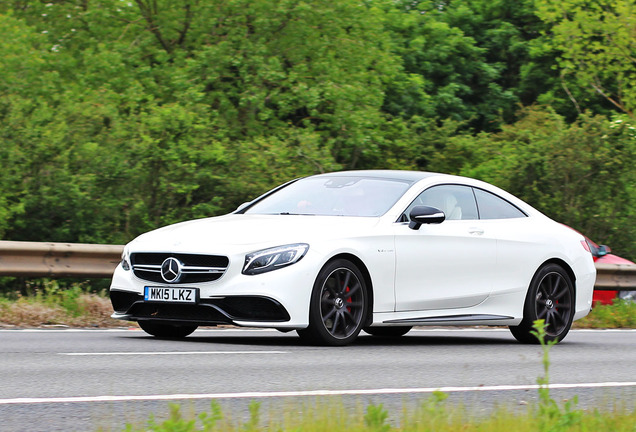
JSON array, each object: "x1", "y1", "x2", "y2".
[
  {"x1": 110, "y1": 290, "x2": 291, "y2": 326},
  {"x1": 109, "y1": 249, "x2": 319, "y2": 328}
]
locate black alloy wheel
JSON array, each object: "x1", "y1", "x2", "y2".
[
  {"x1": 298, "y1": 259, "x2": 368, "y2": 346},
  {"x1": 510, "y1": 263, "x2": 575, "y2": 344},
  {"x1": 138, "y1": 321, "x2": 198, "y2": 338}
]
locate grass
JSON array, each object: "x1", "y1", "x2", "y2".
[
  {"x1": 112, "y1": 398, "x2": 636, "y2": 432},
  {"x1": 573, "y1": 299, "x2": 636, "y2": 329},
  {"x1": 0, "y1": 279, "x2": 121, "y2": 328}
]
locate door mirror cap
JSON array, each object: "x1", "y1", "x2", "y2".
[
  {"x1": 408, "y1": 206, "x2": 445, "y2": 230},
  {"x1": 597, "y1": 244, "x2": 611, "y2": 257}
]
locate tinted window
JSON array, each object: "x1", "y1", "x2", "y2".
[
  {"x1": 405, "y1": 185, "x2": 478, "y2": 220},
  {"x1": 474, "y1": 188, "x2": 526, "y2": 219}
]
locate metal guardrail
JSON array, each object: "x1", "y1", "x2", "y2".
[
  {"x1": 593, "y1": 263, "x2": 636, "y2": 291},
  {"x1": 0, "y1": 241, "x2": 635, "y2": 290},
  {"x1": 0, "y1": 241, "x2": 123, "y2": 278}
]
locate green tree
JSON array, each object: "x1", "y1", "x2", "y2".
[
  {"x1": 0, "y1": 1, "x2": 407, "y2": 244},
  {"x1": 535, "y1": 0, "x2": 636, "y2": 118}
]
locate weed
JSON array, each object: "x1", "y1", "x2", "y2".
[
  {"x1": 364, "y1": 404, "x2": 390, "y2": 432},
  {"x1": 531, "y1": 319, "x2": 582, "y2": 432}
]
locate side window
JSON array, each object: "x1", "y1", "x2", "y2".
[
  {"x1": 473, "y1": 188, "x2": 526, "y2": 219},
  {"x1": 405, "y1": 185, "x2": 478, "y2": 221}
]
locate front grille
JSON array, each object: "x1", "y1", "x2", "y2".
[
  {"x1": 129, "y1": 303, "x2": 232, "y2": 324},
  {"x1": 131, "y1": 253, "x2": 229, "y2": 284}
]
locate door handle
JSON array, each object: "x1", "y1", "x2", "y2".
[{"x1": 468, "y1": 227, "x2": 484, "y2": 236}]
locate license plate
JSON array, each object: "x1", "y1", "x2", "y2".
[{"x1": 144, "y1": 286, "x2": 197, "y2": 303}]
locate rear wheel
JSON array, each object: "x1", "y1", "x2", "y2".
[
  {"x1": 509, "y1": 263, "x2": 574, "y2": 344},
  {"x1": 364, "y1": 326, "x2": 412, "y2": 338},
  {"x1": 138, "y1": 321, "x2": 198, "y2": 338},
  {"x1": 297, "y1": 259, "x2": 368, "y2": 346}
]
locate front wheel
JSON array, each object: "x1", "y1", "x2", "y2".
[
  {"x1": 138, "y1": 321, "x2": 198, "y2": 338},
  {"x1": 297, "y1": 259, "x2": 368, "y2": 346},
  {"x1": 509, "y1": 263, "x2": 574, "y2": 344}
]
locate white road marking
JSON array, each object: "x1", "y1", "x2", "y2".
[
  {"x1": 60, "y1": 351, "x2": 288, "y2": 356},
  {"x1": 1, "y1": 382, "x2": 635, "y2": 405}
]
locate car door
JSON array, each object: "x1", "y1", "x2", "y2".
[
  {"x1": 471, "y1": 187, "x2": 539, "y2": 296},
  {"x1": 393, "y1": 184, "x2": 497, "y2": 311}
]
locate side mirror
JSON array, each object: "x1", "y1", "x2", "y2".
[
  {"x1": 408, "y1": 206, "x2": 445, "y2": 230},
  {"x1": 597, "y1": 245, "x2": 611, "y2": 257}
]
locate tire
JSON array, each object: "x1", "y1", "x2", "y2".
[
  {"x1": 297, "y1": 259, "x2": 368, "y2": 346},
  {"x1": 509, "y1": 263, "x2": 575, "y2": 344},
  {"x1": 138, "y1": 321, "x2": 198, "y2": 338},
  {"x1": 364, "y1": 326, "x2": 412, "y2": 338}
]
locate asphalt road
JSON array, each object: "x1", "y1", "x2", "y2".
[{"x1": 1, "y1": 328, "x2": 635, "y2": 431}]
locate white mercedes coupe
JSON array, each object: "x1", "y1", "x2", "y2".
[{"x1": 110, "y1": 170, "x2": 596, "y2": 345}]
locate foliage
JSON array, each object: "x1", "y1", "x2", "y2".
[
  {"x1": 133, "y1": 401, "x2": 224, "y2": 432},
  {"x1": 535, "y1": 0, "x2": 636, "y2": 118},
  {"x1": 0, "y1": 0, "x2": 403, "y2": 245},
  {"x1": 364, "y1": 404, "x2": 391, "y2": 432},
  {"x1": 574, "y1": 299, "x2": 636, "y2": 329}
]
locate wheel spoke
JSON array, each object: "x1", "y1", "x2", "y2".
[
  {"x1": 332, "y1": 312, "x2": 342, "y2": 335},
  {"x1": 321, "y1": 296, "x2": 335, "y2": 307},
  {"x1": 322, "y1": 307, "x2": 336, "y2": 323},
  {"x1": 537, "y1": 308, "x2": 547, "y2": 319},
  {"x1": 550, "y1": 274, "x2": 561, "y2": 297},
  {"x1": 552, "y1": 310, "x2": 565, "y2": 328},
  {"x1": 325, "y1": 282, "x2": 338, "y2": 298},
  {"x1": 544, "y1": 311, "x2": 552, "y2": 327},
  {"x1": 339, "y1": 271, "x2": 351, "y2": 296},
  {"x1": 342, "y1": 309, "x2": 354, "y2": 325},
  {"x1": 554, "y1": 286, "x2": 570, "y2": 301},
  {"x1": 344, "y1": 281, "x2": 361, "y2": 299}
]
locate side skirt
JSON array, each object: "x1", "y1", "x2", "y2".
[{"x1": 384, "y1": 314, "x2": 513, "y2": 325}]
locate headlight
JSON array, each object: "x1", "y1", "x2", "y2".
[
  {"x1": 243, "y1": 244, "x2": 309, "y2": 275},
  {"x1": 121, "y1": 248, "x2": 131, "y2": 271}
]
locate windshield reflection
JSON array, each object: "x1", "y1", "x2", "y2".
[{"x1": 245, "y1": 176, "x2": 412, "y2": 217}]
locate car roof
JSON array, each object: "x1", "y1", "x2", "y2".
[{"x1": 311, "y1": 170, "x2": 444, "y2": 183}]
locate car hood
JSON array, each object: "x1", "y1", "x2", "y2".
[{"x1": 128, "y1": 214, "x2": 383, "y2": 254}]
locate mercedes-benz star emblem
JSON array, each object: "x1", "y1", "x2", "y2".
[{"x1": 161, "y1": 257, "x2": 183, "y2": 283}]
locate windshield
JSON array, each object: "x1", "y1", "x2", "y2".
[{"x1": 245, "y1": 176, "x2": 413, "y2": 217}]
